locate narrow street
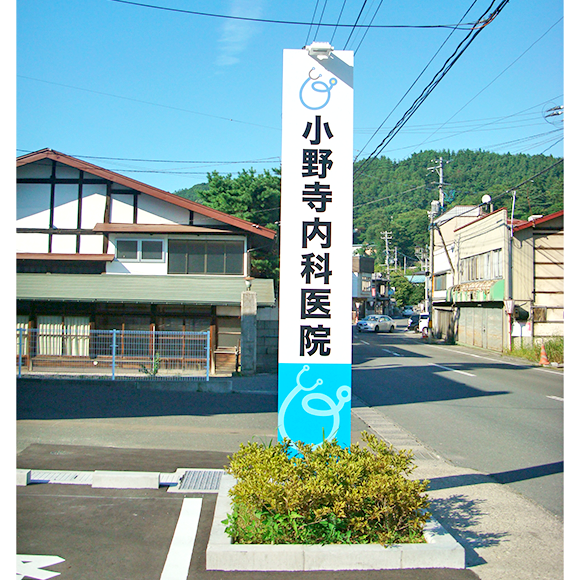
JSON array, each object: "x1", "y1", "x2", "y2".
[{"x1": 352, "y1": 322, "x2": 564, "y2": 519}]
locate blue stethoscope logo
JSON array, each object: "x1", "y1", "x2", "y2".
[
  {"x1": 278, "y1": 364, "x2": 351, "y2": 449},
  {"x1": 299, "y1": 68, "x2": 337, "y2": 110}
]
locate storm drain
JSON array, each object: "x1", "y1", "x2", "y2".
[{"x1": 173, "y1": 469, "x2": 223, "y2": 493}]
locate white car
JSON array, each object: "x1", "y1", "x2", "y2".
[
  {"x1": 356, "y1": 315, "x2": 395, "y2": 333},
  {"x1": 417, "y1": 313, "x2": 430, "y2": 334}
]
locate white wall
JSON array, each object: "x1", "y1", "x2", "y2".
[{"x1": 137, "y1": 195, "x2": 190, "y2": 225}]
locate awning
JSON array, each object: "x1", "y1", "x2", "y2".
[{"x1": 16, "y1": 273, "x2": 276, "y2": 307}]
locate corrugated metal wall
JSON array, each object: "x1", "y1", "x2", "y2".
[
  {"x1": 457, "y1": 306, "x2": 504, "y2": 351},
  {"x1": 533, "y1": 230, "x2": 564, "y2": 340}
]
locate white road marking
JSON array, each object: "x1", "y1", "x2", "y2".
[
  {"x1": 429, "y1": 363, "x2": 476, "y2": 377},
  {"x1": 535, "y1": 367, "x2": 563, "y2": 376},
  {"x1": 546, "y1": 395, "x2": 564, "y2": 402},
  {"x1": 382, "y1": 349, "x2": 402, "y2": 357},
  {"x1": 17, "y1": 555, "x2": 64, "y2": 579},
  {"x1": 360, "y1": 340, "x2": 369, "y2": 345},
  {"x1": 423, "y1": 344, "x2": 563, "y2": 375},
  {"x1": 160, "y1": 498, "x2": 202, "y2": 580}
]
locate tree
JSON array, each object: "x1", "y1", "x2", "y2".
[
  {"x1": 197, "y1": 168, "x2": 281, "y2": 230},
  {"x1": 193, "y1": 169, "x2": 281, "y2": 281},
  {"x1": 390, "y1": 272, "x2": 423, "y2": 308}
]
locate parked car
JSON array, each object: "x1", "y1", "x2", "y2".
[
  {"x1": 408, "y1": 313, "x2": 429, "y2": 332},
  {"x1": 357, "y1": 315, "x2": 395, "y2": 333},
  {"x1": 406, "y1": 314, "x2": 419, "y2": 331},
  {"x1": 417, "y1": 313, "x2": 430, "y2": 334},
  {"x1": 401, "y1": 307, "x2": 415, "y2": 317}
]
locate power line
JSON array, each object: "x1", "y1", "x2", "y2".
[
  {"x1": 304, "y1": 0, "x2": 321, "y2": 46},
  {"x1": 353, "y1": 0, "x2": 480, "y2": 163},
  {"x1": 330, "y1": 0, "x2": 348, "y2": 44},
  {"x1": 313, "y1": 0, "x2": 331, "y2": 42},
  {"x1": 353, "y1": 0, "x2": 385, "y2": 55},
  {"x1": 433, "y1": 158, "x2": 563, "y2": 228},
  {"x1": 354, "y1": 0, "x2": 510, "y2": 180},
  {"x1": 363, "y1": 96, "x2": 564, "y2": 157},
  {"x1": 353, "y1": 184, "x2": 427, "y2": 209},
  {"x1": 414, "y1": 16, "x2": 563, "y2": 151},
  {"x1": 107, "y1": 0, "x2": 479, "y2": 30},
  {"x1": 343, "y1": 0, "x2": 368, "y2": 50},
  {"x1": 18, "y1": 75, "x2": 280, "y2": 131},
  {"x1": 16, "y1": 149, "x2": 279, "y2": 165}
]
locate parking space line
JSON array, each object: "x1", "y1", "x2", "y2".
[
  {"x1": 160, "y1": 498, "x2": 202, "y2": 580},
  {"x1": 546, "y1": 395, "x2": 564, "y2": 402},
  {"x1": 17, "y1": 555, "x2": 65, "y2": 579}
]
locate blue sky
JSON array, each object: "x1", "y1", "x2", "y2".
[{"x1": 16, "y1": 0, "x2": 565, "y2": 193}]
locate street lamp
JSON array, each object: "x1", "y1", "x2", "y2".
[{"x1": 305, "y1": 42, "x2": 334, "y2": 60}]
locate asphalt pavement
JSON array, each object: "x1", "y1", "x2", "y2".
[{"x1": 16, "y1": 332, "x2": 564, "y2": 580}]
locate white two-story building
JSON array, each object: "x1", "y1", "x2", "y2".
[{"x1": 16, "y1": 148, "x2": 277, "y2": 374}]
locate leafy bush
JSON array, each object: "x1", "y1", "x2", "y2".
[
  {"x1": 223, "y1": 432, "x2": 430, "y2": 546},
  {"x1": 507, "y1": 336, "x2": 564, "y2": 364}
]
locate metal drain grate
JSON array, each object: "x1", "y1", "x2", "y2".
[
  {"x1": 29, "y1": 470, "x2": 94, "y2": 485},
  {"x1": 176, "y1": 469, "x2": 223, "y2": 493}
]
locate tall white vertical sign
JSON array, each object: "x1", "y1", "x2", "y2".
[{"x1": 278, "y1": 47, "x2": 353, "y2": 448}]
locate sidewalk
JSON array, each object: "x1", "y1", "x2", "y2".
[
  {"x1": 233, "y1": 374, "x2": 564, "y2": 579},
  {"x1": 17, "y1": 374, "x2": 563, "y2": 579}
]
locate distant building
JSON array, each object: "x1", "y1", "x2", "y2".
[{"x1": 429, "y1": 206, "x2": 563, "y2": 351}]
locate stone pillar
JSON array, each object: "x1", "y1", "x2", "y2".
[{"x1": 241, "y1": 291, "x2": 257, "y2": 375}]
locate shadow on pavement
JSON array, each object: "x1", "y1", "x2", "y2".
[
  {"x1": 428, "y1": 461, "x2": 563, "y2": 491},
  {"x1": 429, "y1": 494, "x2": 508, "y2": 568},
  {"x1": 17, "y1": 378, "x2": 278, "y2": 421}
]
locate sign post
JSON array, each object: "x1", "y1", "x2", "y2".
[{"x1": 278, "y1": 45, "x2": 354, "y2": 449}]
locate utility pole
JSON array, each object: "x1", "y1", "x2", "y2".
[
  {"x1": 381, "y1": 231, "x2": 392, "y2": 315},
  {"x1": 427, "y1": 156, "x2": 450, "y2": 209},
  {"x1": 425, "y1": 158, "x2": 450, "y2": 336},
  {"x1": 427, "y1": 200, "x2": 440, "y2": 337}
]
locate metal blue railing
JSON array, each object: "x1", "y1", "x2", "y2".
[{"x1": 16, "y1": 328, "x2": 210, "y2": 381}]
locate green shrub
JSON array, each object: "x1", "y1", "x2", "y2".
[
  {"x1": 507, "y1": 336, "x2": 564, "y2": 364},
  {"x1": 223, "y1": 432, "x2": 430, "y2": 546}
]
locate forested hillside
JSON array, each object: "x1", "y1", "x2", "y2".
[
  {"x1": 173, "y1": 149, "x2": 563, "y2": 275},
  {"x1": 352, "y1": 149, "x2": 563, "y2": 267}
]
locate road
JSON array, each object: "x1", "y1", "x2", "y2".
[{"x1": 352, "y1": 320, "x2": 564, "y2": 519}]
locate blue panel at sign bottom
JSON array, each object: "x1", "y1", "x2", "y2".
[{"x1": 278, "y1": 362, "x2": 352, "y2": 449}]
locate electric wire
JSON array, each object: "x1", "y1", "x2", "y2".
[
  {"x1": 304, "y1": 0, "x2": 321, "y2": 46},
  {"x1": 353, "y1": 0, "x2": 384, "y2": 55},
  {"x1": 313, "y1": 0, "x2": 330, "y2": 42},
  {"x1": 107, "y1": 0, "x2": 479, "y2": 30},
  {"x1": 353, "y1": 0, "x2": 480, "y2": 164},
  {"x1": 414, "y1": 16, "x2": 563, "y2": 151},
  {"x1": 343, "y1": 0, "x2": 368, "y2": 50},
  {"x1": 354, "y1": 0, "x2": 511, "y2": 180},
  {"x1": 433, "y1": 158, "x2": 563, "y2": 228},
  {"x1": 330, "y1": 0, "x2": 348, "y2": 44},
  {"x1": 366, "y1": 96, "x2": 564, "y2": 157},
  {"x1": 17, "y1": 75, "x2": 280, "y2": 131}
]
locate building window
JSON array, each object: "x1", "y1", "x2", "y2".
[
  {"x1": 434, "y1": 273, "x2": 447, "y2": 291},
  {"x1": 142, "y1": 240, "x2": 163, "y2": 261},
  {"x1": 117, "y1": 240, "x2": 138, "y2": 260},
  {"x1": 167, "y1": 239, "x2": 245, "y2": 275},
  {"x1": 116, "y1": 239, "x2": 164, "y2": 262},
  {"x1": 459, "y1": 249, "x2": 502, "y2": 283}
]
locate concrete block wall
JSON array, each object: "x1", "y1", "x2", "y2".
[{"x1": 257, "y1": 307, "x2": 279, "y2": 373}]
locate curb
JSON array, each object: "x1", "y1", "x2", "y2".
[{"x1": 206, "y1": 475, "x2": 465, "y2": 571}]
